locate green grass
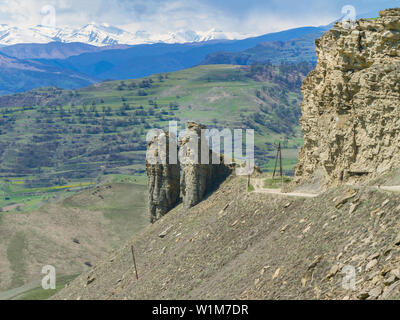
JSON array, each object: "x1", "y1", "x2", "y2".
[
  {"x1": 101, "y1": 184, "x2": 148, "y2": 247},
  {"x1": 16, "y1": 275, "x2": 79, "y2": 300},
  {"x1": 7, "y1": 231, "x2": 28, "y2": 289},
  {"x1": 0, "y1": 178, "x2": 149, "y2": 294},
  {"x1": 62, "y1": 182, "x2": 148, "y2": 248},
  {"x1": 0, "y1": 179, "x2": 95, "y2": 214},
  {"x1": 0, "y1": 64, "x2": 305, "y2": 194},
  {"x1": 109, "y1": 174, "x2": 147, "y2": 185},
  {"x1": 264, "y1": 176, "x2": 292, "y2": 189}
]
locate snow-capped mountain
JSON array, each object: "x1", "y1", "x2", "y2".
[
  {"x1": 0, "y1": 23, "x2": 252, "y2": 47},
  {"x1": 149, "y1": 28, "x2": 253, "y2": 44},
  {"x1": 0, "y1": 24, "x2": 59, "y2": 45},
  {"x1": 0, "y1": 23, "x2": 133, "y2": 46},
  {"x1": 59, "y1": 23, "x2": 135, "y2": 46},
  {"x1": 198, "y1": 28, "x2": 250, "y2": 42}
]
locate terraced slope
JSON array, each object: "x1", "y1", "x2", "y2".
[{"x1": 0, "y1": 64, "x2": 310, "y2": 195}]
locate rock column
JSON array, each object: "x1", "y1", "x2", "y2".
[{"x1": 146, "y1": 131, "x2": 180, "y2": 223}]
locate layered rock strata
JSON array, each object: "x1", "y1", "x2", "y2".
[{"x1": 294, "y1": 8, "x2": 400, "y2": 187}]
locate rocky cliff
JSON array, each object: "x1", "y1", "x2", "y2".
[
  {"x1": 147, "y1": 122, "x2": 233, "y2": 222},
  {"x1": 295, "y1": 8, "x2": 400, "y2": 188},
  {"x1": 146, "y1": 131, "x2": 180, "y2": 223},
  {"x1": 179, "y1": 122, "x2": 232, "y2": 210}
]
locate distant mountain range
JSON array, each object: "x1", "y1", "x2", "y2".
[
  {"x1": 0, "y1": 7, "x2": 381, "y2": 48},
  {"x1": 0, "y1": 25, "x2": 331, "y2": 95},
  {"x1": 0, "y1": 51, "x2": 97, "y2": 95},
  {"x1": 0, "y1": 23, "x2": 252, "y2": 47},
  {"x1": 0, "y1": 42, "x2": 130, "y2": 60},
  {"x1": 201, "y1": 30, "x2": 325, "y2": 65}
]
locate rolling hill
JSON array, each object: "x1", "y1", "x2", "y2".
[
  {"x1": 0, "y1": 42, "x2": 130, "y2": 60},
  {"x1": 0, "y1": 64, "x2": 310, "y2": 206},
  {"x1": 0, "y1": 178, "x2": 148, "y2": 298},
  {"x1": 0, "y1": 63, "x2": 310, "y2": 296},
  {"x1": 201, "y1": 30, "x2": 324, "y2": 65}
]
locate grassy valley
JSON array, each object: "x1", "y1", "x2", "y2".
[
  {"x1": 0, "y1": 63, "x2": 311, "y2": 212},
  {"x1": 0, "y1": 63, "x2": 310, "y2": 297},
  {"x1": 0, "y1": 176, "x2": 148, "y2": 298}
]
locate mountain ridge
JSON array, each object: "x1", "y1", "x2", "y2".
[
  {"x1": 0, "y1": 23, "x2": 253, "y2": 47},
  {"x1": 0, "y1": 51, "x2": 96, "y2": 95},
  {"x1": 0, "y1": 42, "x2": 130, "y2": 60},
  {"x1": 35, "y1": 26, "x2": 326, "y2": 81},
  {"x1": 0, "y1": 26, "x2": 326, "y2": 95}
]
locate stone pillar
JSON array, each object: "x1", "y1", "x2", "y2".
[
  {"x1": 179, "y1": 122, "x2": 232, "y2": 209},
  {"x1": 146, "y1": 131, "x2": 180, "y2": 223}
]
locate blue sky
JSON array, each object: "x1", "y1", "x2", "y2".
[{"x1": 0, "y1": 0, "x2": 399, "y2": 34}]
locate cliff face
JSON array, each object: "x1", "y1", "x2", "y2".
[
  {"x1": 147, "y1": 122, "x2": 233, "y2": 222},
  {"x1": 179, "y1": 122, "x2": 232, "y2": 209},
  {"x1": 295, "y1": 8, "x2": 400, "y2": 187},
  {"x1": 179, "y1": 122, "x2": 214, "y2": 210},
  {"x1": 146, "y1": 131, "x2": 180, "y2": 223}
]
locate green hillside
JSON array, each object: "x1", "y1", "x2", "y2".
[
  {"x1": 0, "y1": 179, "x2": 148, "y2": 297},
  {"x1": 201, "y1": 32, "x2": 323, "y2": 66},
  {"x1": 0, "y1": 64, "x2": 309, "y2": 211}
]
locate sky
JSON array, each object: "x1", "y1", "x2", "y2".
[{"x1": 0, "y1": 0, "x2": 399, "y2": 35}]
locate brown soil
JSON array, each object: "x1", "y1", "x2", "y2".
[
  {"x1": 54, "y1": 175, "x2": 400, "y2": 300},
  {"x1": 0, "y1": 183, "x2": 148, "y2": 292}
]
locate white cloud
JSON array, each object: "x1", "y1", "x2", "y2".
[{"x1": 0, "y1": 0, "x2": 398, "y2": 35}]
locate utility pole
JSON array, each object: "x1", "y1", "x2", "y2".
[
  {"x1": 279, "y1": 143, "x2": 283, "y2": 187},
  {"x1": 247, "y1": 159, "x2": 252, "y2": 193},
  {"x1": 131, "y1": 245, "x2": 139, "y2": 280},
  {"x1": 273, "y1": 142, "x2": 284, "y2": 187}
]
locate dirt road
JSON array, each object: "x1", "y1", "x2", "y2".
[{"x1": 250, "y1": 178, "x2": 319, "y2": 198}]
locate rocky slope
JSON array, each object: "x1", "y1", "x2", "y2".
[
  {"x1": 54, "y1": 170, "x2": 400, "y2": 300},
  {"x1": 53, "y1": 10, "x2": 400, "y2": 301},
  {"x1": 294, "y1": 8, "x2": 400, "y2": 189}
]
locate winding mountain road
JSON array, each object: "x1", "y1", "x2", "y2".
[
  {"x1": 250, "y1": 178, "x2": 319, "y2": 198},
  {"x1": 250, "y1": 178, "x2": 400, "y2": 198}
]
